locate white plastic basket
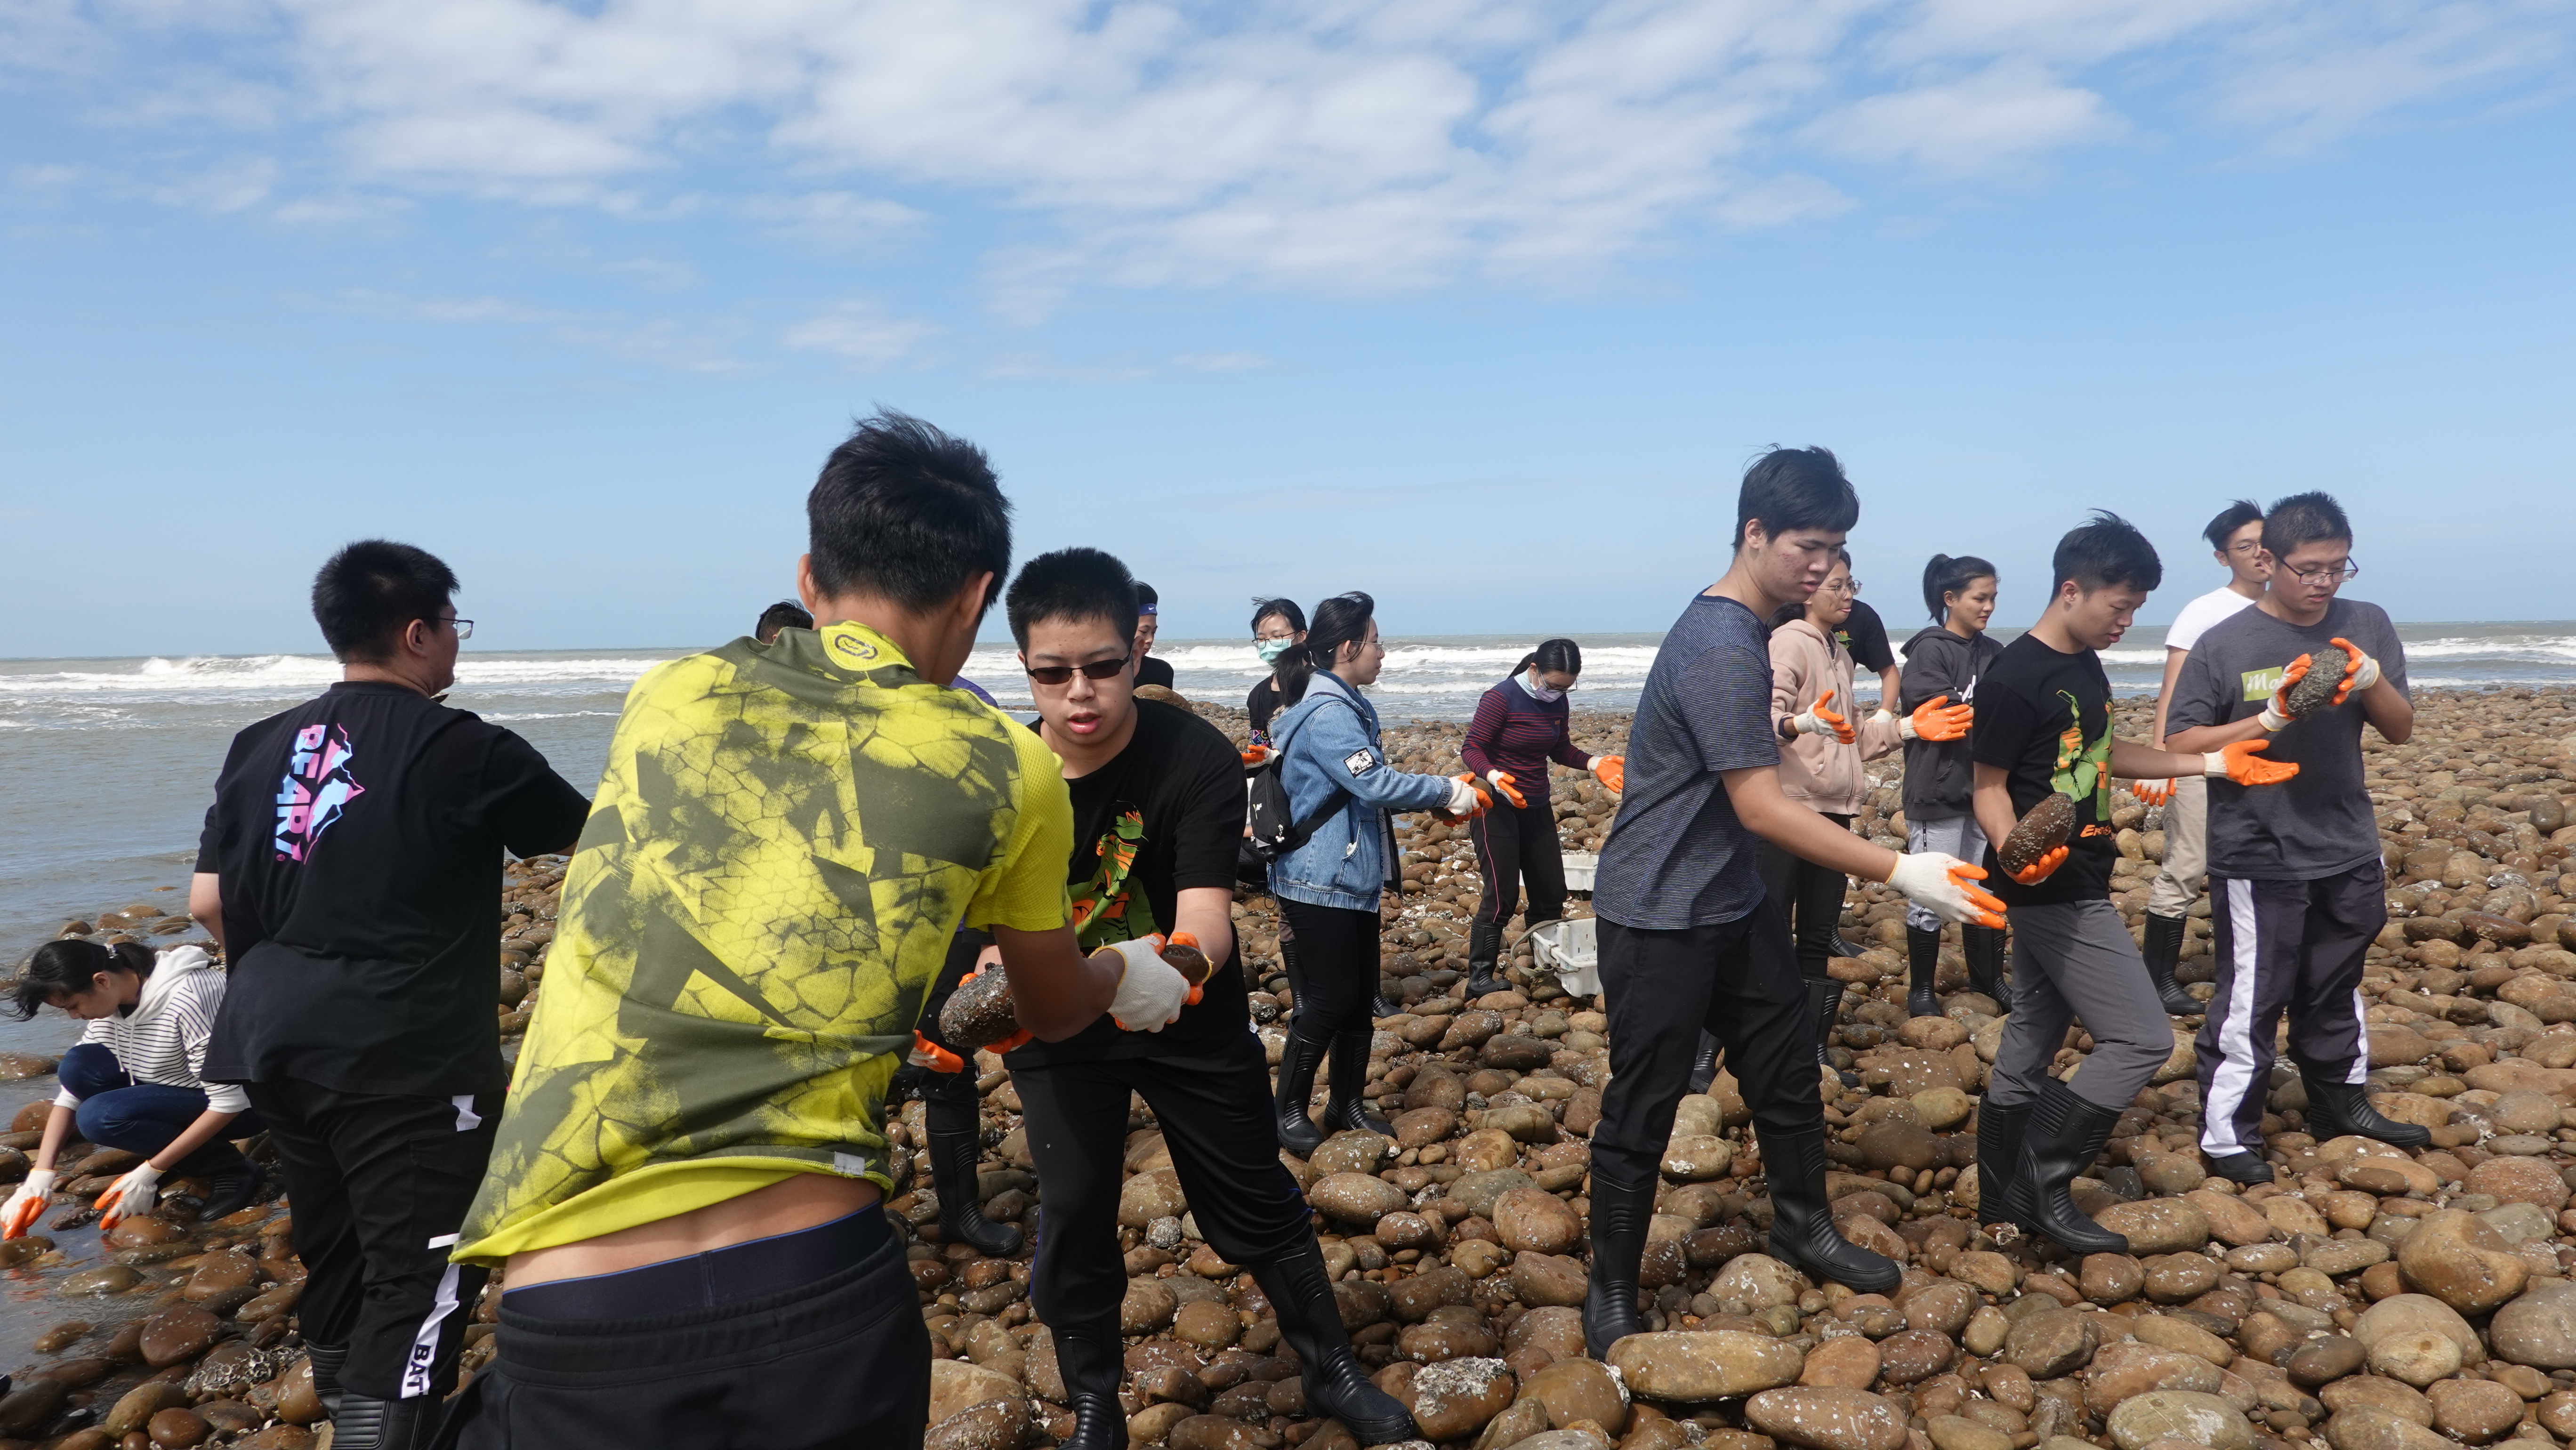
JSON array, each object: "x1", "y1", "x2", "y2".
[
  {"x1": 1528, "y1": 917, "x2": 1601, "y2": 997},
  {"x1": 1561, "y1": 852, "x2": 1598, "y2": 893}
]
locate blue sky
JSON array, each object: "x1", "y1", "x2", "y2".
[{"x1": 3, "y1": 0, "x2": 2571, "y2": 658}]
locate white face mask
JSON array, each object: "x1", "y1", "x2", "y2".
[{"x1": 1523, "y1": 668, "x2": 1565, "y2": 703}]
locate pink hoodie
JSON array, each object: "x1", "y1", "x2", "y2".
[{"x1": 1770, "y1": 617, "x2": 1902, "y2": 814}]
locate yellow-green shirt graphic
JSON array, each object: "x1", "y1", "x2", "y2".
[
  {"x1": 2048, "y1": 688, "x2": 2113, "y2": 817},
  {"x1": 454, "y1": 621, "x2": 1072, "y2": 1265}
]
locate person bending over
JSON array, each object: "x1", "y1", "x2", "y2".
[
  {"x1": 1582, "y1": 447, "x2": 2006, "y2": 1360},
  {"x1": 1461, "y1": 638, "x2": 1625, "y2": 999},
  {"x1": 192, "y1": 540, "x2": 590, "y2": 1450},
  {"x1": 1969, "y1": 514, "x2": 2298, "y2": 1255},
  {"x1": 443, "y1": 414, "x2": 1194, "y2": 1450},
  {"x1": 2134, "y1": 499, "x2": 2270, "y2": 1015},
  {"x1": 3, "y1": 941, "x2": 266, "y2": 1237},
  {"x1": 2165, "y1": 490, "x2": 2417, "y2": 1184},
  {"x1": 1267, "y1": 593, "x2": 1490, "y2": 1154},
  {"x1": 997, "y1": 548, "x2": 1415, "y2": 1449},
  {"x1": 1898, "y1": 554, "x2": 2006, "y2": 1014}
]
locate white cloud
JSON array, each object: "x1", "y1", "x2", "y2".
[
  {"x1": 331, "y1": 287, "x2": 753, "y2": 371},
  {"x1": 779, "y1": 297, "x2": 940, "y2": 369},
  {"x1": 1804, "y1": 61, "x2": 2126, "y2": 173}
]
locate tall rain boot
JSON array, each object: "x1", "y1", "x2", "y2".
[
  {"x1": 174, "y1": 1138, "x2": 264, "y2": 1223},
  {"x1": 1972, "y1": 1100, "x2": 2028, "y2": 1236},
  {"x1": 1252, "y1": 1248, "x2": 1418, "y2": 1445},
  {"x1": 1273, "y1": 1026, "x2": 1329, "y2": 1156},
  {"x1": 930, "y1": 1128, "x2": 1023, "y2": 1257},
  {"x1": 1811, "y1": 977, "x2": 1857, "y2": 1089},
  {"x1": 1686, "y1": 1033, "x2": 1721, "y2": 1096},
  {"x1": 1755, "y1": 1125, "x2": 1899, "y2": 1293},
  {"x1": 1964, "y1": 924, "x2": 2009, "y2": 1010},
  {"x1": 1050, "y1": 1318, "x2": 1130, "y2": 1450},
  {"x1": 2302, "y1": 1072, "x2": 2431, "y2": 1147},
  {"x1": 1464, "y1": 922, "x2": 1509, "y2": 999},
  {"x1": 2003, "y1": 1079, "x2": 2129, "y2": 1255},
  {"x1": 1581, "y1": 1170, "x2": 1655, "y2": 1359},
  {"x1": 305, "y1": 1343, "x2": 346, "y2": 1420},
  {"x1": 326, "y1": 1392, "x2": 435, "y2": 1450},
  {"x1": 1321, "y1": 1031, "x2": 1394, "y2": 1138},
  {"x1": 2141, "y1": 912, "x2": 2200, "y2": 1015},
  {"x1": 1905, "y1": 925, "x2": 1942, "y2": 1019}
]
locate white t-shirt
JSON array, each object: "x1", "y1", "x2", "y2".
[{"x1": 2165, "y1": 585, "x2": 2257, "y2": 654}]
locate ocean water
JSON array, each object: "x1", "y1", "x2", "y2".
[{"x1": 3, "y1": 620, "x2": 2570, "y2": 1038}]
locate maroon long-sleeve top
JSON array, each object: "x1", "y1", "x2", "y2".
[{"x1": 1461, "y1": 675, "x2": 1594, "y2": 807}]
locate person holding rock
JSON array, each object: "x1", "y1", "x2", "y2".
[
  {"x1": 3, "y1": 940, "x2": 267, "y2": 1236},
  {"x1": 1898, "y1": 553, "x2": 2007, "y2": 1016},
  {"x1": 998, "y1": 548, "x2": 1415, "y2": 1450},
  {"x1": 2164, "y1": 491, "x2": 2419, "y2": 1184},
  {"x1": 1583, "y1": 447, "x2": 2009, "y2": 1359},
  {"x1": 190, "y1": 540, "x2": 592, "y2": 1450},
  {"x1": 1970, "y1": 513, "x2": 2302, "y2": 1254},
  {"x1": 1460, "y1": 637, "x2": 1625, "y2": 999},
  {"x1": 1266, "y1": 592, "x2": 1491, "y2": 1155},
  {"x1": 1767, "y1": 553, "x2": 1967, "y2": 1082},
  {"x1": 2135, "y1": 499, "x2": 2270, "y2": 1016},
  {"x1": 443, "y1": 414, "x2": 1196, "y2": 1450}
]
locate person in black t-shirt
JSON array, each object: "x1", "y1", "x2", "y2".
[
  {"x1": 1132, "y1": 580, "x2": 1176, "y2": 689},
  {"x1": 992, "y1": 549, "x2": 1413, "y2": 1449},
  {"x1": 190, "y1": 541, "x2": 588, "y2": 1450},
  {"x1": 1245, "y1": 596, "x2": 1306, "y2": 749},
  {"x1": 1968, "y1": 516, "x2": 2296, "y2": 1257}
]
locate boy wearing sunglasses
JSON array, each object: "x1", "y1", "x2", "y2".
[{"x1": 2165, "y1": 491, "x2": 2418, "y2": 1183}]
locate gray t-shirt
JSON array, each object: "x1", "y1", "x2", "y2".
[
  {"x1": 1594, "y1": 593, "x2": 1781, "y2": 930},
  {"x1": 2165, "y1": 597, "x2": 2407, "y2": 881}
]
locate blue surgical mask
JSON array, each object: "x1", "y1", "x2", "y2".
[
  {"x1": 1523, "y1": 668, "x2": 1565, "y2": 703},
  {"x1": 1256, "y1": 637, "x2": 1294, "y2": 664}
]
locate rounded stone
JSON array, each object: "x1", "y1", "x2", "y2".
[
  {"x1": 2323, "y1": 1406, "x2": 2453, "y2": 1450},
  {"x1": 2353, "y1": 1294, "x2": 2483, "y2": 1383},
  {"x1": 1610, "y1": 1331, "x2": 1805, "y2": 1401},
  {"x1": 1306, "y1": 1172, "x2": 1406, "y2": 1224},
  {"x1": 2425, "y1": 1378, "x2": 2522, "y2": 1444},
  {"x1": 2004, "y1": 1309, "x2": 2100, "y2": 1379},
  {"x1": 1744, "y1": 1387, "x2": 1911, "y2": 1450},
  {"x1": 1172, "y1": 1299, "x2": 1239, "y2": 1350},
  {"x1": 1494, "y1": 1187, "x2": 1584, "y2": 1255},
  {"x1": 1800, "y1": 1336, "x2": 1882, "y2": 1389},
  {"x1": 1520, "y1": 1357, "x2": 1630, "y2": 1435},
  {"x1": 1927, "y1": 1415, "x2": 2012, "y2": 1450},
  {"x1": 1309, "y1": 1129, "x2": 1396, "y2": 1179},
  {"x1": 1662, "y1": 1134, "x2": 1736, "y2": 1181},
  {"x1": 2081, "y1": 1253, "x2": 2145, "y2": 1304},
  {"x1": 105, "y1": 1382, "x2": 191, "y2": 1438},
  {"x1": 147, "y1": 1408, "x2": 211, "y2": 1449},
  {"x1": 2394, "y1": 1209, "x2": 2528, "y2": 1314},
  {"x1": 1509, "y1": 1252, "x2": 1589, "y2": 1308},
  {"x1": 137, "y1": 1305, "x2": 218, "y2": 1368},
  {"x1": 2286, "y1": 1335, "x2": 2367, "y2": 1390},
  {"x1": 2142, "y1": 1252, "x2": 2222, "y2": 1304},
  {"x1": 1875, "y1": 1329, "x2": 1957, "y2": 1386},
  {"x1": 2106, "y1": 1391, "x2": 2256, "y2": 1450},
  {"x1": 1398, "y1": 1318, "x2": 1499, "y2": 1363},
  {"x1": 1711, "y1": 1253, "x2": 1807, "y2": 1311},
  {"x1": 2491, "y1": 1279, "x2": 2576, "y2": 1369},
  {"x1": 1405, "y1": 1357, "x2": 1517, "y2": 1442},
  {"x1": 2466, "y1": 1155, "x2": 2572, "y2": 1213},
  {"x1": 1900, "y1": 1281, "x2": 1979, "y2": 1337},
  {"x1": 1121, "y1": 1277, "x2": 1178, "y2": 1335}
]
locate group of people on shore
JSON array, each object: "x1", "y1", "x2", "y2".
[{"x1": 0, "y1": 412, "x2": 2425, "y2": 1448}]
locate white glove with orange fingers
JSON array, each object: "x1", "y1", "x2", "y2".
[
  {"x1": 1885, "y1": 852, "x2": 2007, "y2": 928},
  {"x1": 96, "y1": 1162, "x2": 162, "y2": 1232},
  {"x1": 1485, "y1": 771, "x2": 1527, "y2": 809},
  {"x1": 1786, "y1": 689, "x2": 1855, "y2": 745},
  {"x1": 2329, "y1": 636, "x2": 2382, "y2": 704},
  {"x1": 2131, "y1": 780, "x2": 2173, "y2": 808},
  {"x1": 1101, "y1": 935, "x2": 1193, "y2": 1033},
  {"x1": 2257, "y1": 654, "x2": 2314, "y2": 732},
  {"x1": 1435, "y1": 774, "x2": 1492, "y2": 823},
  {"x1": 2204, "y1": 739, "x2": 2300, "y2": 785},
  {"x1": 1896, "y1": 694, "x2": 1973, "y2": 742},
  {"x1": 908, "y1": 1031, "x2": 963, "y2": 1074},
  {"x1": 1589, "y1": 756, "x2": 1624, "y2": 793},
  {"x1": 2, "y1": 1169, "x2": 55, "y2": 1239}
]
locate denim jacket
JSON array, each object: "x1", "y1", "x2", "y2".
[{"x1": 1265, "y1": 671, "x2": 1458, "y2": 912}]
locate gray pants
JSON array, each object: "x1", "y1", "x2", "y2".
[
  {"x1": 1987, "y1": 899, "x2": 2174, "y2": 1112},
  {"x1": 1905, "y1": 814, "x2": 1989, "y2": 933},
  {"x1": 2146, "y1": 774, "x2": 2209, "y2": 919}
]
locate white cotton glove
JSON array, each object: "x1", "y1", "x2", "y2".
[
  {"x1": 1446, "y1": 777, "x2": 1487, "y2": 815},
  {"x1": 3, "y1": 1169, "x2": 57, "y2": 1239},
  {"x1": 96, "y1": 1162, "x2": 163, "y2": 1232},
  {"x1": 1784, "y1": 689, "x2": 1855, "y2": 744},
  {"x1": 2343, "y1": 650, "x2": 2383, "y2": 694},
  {"x1": 1101, "y1": 936, "x2": 1192, "y2": 1032},
  {"x1": 1884, "y1": 852, "x2": 2006, "y2": 928}
]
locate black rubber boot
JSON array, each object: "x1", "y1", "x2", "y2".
[
  {"x1": 1321, "y1": 1031, "x2": 1394, "y2": 1138},
  {"x1": 1050, "y1": 1319, "x2": 1130, "y2": 1450},
  {"x1": 2302, "y1": 1073, "x2": 2431, "y2": 1147},
  {"x1": 2202, "y1": 1150, "x2": 2275, "y2": 1185},
  {"x1": 1464, "y1": 922, "x2": 1509, "y2": 998},
  {"x1": 328, "y1": 1392, "x2": 435, "y2": 1450},
  {"x1": 1369, "y1": 993, "x2": 1399, "y2": 1019},
  {"x1": 304, "y1": 1343, "x2": 346, "y2": 1420},
  {"x1": 1829, "y1": 931, "x2": 1866, "y2": 962},
  {"x1": 930, "y1": 1128, "x2": 1023, "y2": 1257},
  {"x1": 1972, "y1": 1101, "x2": 2028, "y2": 1234},
  {"x1": 1686, "y1": 1033, "x2": 1720, "y2": 1096},
  {"x1": 1811, "y1": 977, "x2": 1857, "y2": 1089},
  {"x1": 1253, "y1": 1248, "x2": 1417, "y2": 1445},
  {"x1": 174, "y1": 1139, "x2": 263, "y2": 1223},
  {"x1": 1756, "y1": 1125, "x2": 1899, "y2": 1293},
  {"x1": 2141, "y1": 912, "x2": 2200, "y2": 1015},
  {"x1": 1273, "y1": 1028, "x2": 1328, "y2": 1156},
  {"x1": 1964, "y1": 924, "x2": 2008, "y2": 1009},
  {"x1": 1278, "y1": 929, "x2": 1307, "y2": 1029},
  {"x1": 1905, "y1": 926, "x2": 1942, "y2": 1019},
  {"x1": 2004, "y1": 1079, "x2": 2129, "y2": 1255},
  {"x1": 1581, "y1": 1170, "x2": 1654, "y2": 1359}
]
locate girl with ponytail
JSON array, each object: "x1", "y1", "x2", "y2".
[
  {"x1": 3, "y1": 938, "x2": 266, "y2": 1236},
  {"x1": 1458, "y1": 638, "x2": 1625, "y2": 997},
  {"x1": 1897, "y1": 553, "x2": 2006, "y2": 1015}
]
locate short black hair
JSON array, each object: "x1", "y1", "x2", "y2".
[
  {"x1": 2262, "y1": 491, "x2": 2351, "y2": 558},
  {"x1": 807, "y1": 410, "x2": 1011, "y2": 619},
  {"x1": 1134, "y1": 581, "x2": 1159, "y2": 612},
  {"x1": 755, "y1": 600, "x2": 812, "y2": 643},
  {"x1": 2052, "y1": 511, "x2": 2163, "y2": 595},
  {"x1": 1736, "y1": 447, "x2": 1860, "y2": 550},
  {"x1": 1250, "y1": 597, "x2": 1305, "y2": 633},
  {"x1": 1006, "y1": 548, "x2": 1142, "y2": 651},
  {"x1": 312, "y1": 540, "x2": 459, "y2": 663},
  {"x1": 2202, "y1": 499, "x2": 2263, "y2": 554}
]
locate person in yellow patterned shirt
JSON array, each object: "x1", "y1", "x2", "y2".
[{"x1": 439, "y1": 412, "x2": 1198, "y2": 1450}]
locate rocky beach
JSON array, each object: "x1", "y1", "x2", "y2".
[{"x1": 0, "y1": 684, "x2": 2573, "y2": 1450}]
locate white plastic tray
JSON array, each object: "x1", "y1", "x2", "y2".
[
  {"x1": 1528, "y1": 917, "x2": 1601, "y2": 997},
  {"x1": 1561, "y1": 852, "x2": 1598, "y2": 893}
]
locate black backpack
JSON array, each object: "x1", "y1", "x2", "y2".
[{"x1": 1244, "y1": 700, "x2": 1355, "y2": 865}]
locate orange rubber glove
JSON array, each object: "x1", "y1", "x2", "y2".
[
  {"x1": 1589, "y1": 756, "x2": 1624, "y2": 793},
  {"x1": 2204, "y1": 738, "x2": 2300, "y2": 786},
  {"x1": 1899, "y1": 694, "x2": 1973, "y2": 743},
  {"x1": 1168, "y1": 931, "x2": 1207, "y2": 1007},
  {"x1": 908, "y1": 1031, "x2": 964, "y2": 1074},
  {"x1": 2328, "y1": 636, "x2": 2382, "y2": 705},
  {"x1": 1240, "y1": 744, "x2": 1270, "y2": 767},
  {"x1": 1485, "y1": 771, "x2": 1526, "y2": 809},
  {"x1": 1434, "y1": 773, "x2": 1492, "y2": 824},
  {"x1": 2130, "y1": 780, "x2": 2173, "y2": 808},
  {"x1": 2010, "y1": 845, "x2": 2069, "y2": 887},
  {"x1": 2, "y1": 1170, "x2": 55, "y2": 1239},
  {"x1": 1885, "y1": 853, "x2": 2008, "y2": 930},
  {"x1": 1787, "y1": 689, "x2": 1855, "y2": 745},
  {"x1": 95, "y1": 1163, "x2": 163, "y2": 1233},
  {"x1": 2258, "y1": 654, "x2": 2313, "y2": 732}
]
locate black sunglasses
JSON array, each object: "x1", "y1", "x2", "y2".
[{"x1": 1024, "y1": 656, "x2": 1131, "y2": 686}]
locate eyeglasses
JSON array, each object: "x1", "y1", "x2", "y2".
[
  {"x1": 2282, "y1": 559, "x2": 2360, "y2": 584},
  {"x1": 436, "y1": 616, "x2": 475, "y2": 640},
  {"x1": 1823, "y1": 578, "x2": 1858, "y2": 595},
  {"x1": 2226, "y1": 541, "x2": 2266, "y2": 556},
  {"x1": 1024, "y1": 657, "x2": 1130, "y2": 685}
]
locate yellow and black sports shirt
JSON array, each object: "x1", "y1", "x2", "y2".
[{"x1": 454, "y1": 620, "x2": 1071, "y2": 1265}]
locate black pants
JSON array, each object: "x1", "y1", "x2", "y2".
[
  {"x1": 442, "y1": 1212, "x2": 929, "y2": 1450},
  {"x1": 1756, "y1": 813, "x2": 1852, "y2": 980},
  {"x1": 1278, "y1": 899, "x2": 1378, "y2": 1040},
  {"x1": 1017, "y1": 1036, "x2": 1314, "y2": 1329},
  {"x1": 914, "y1": 931, "x2": 989, "y2": 1137},
  {"x1": 246, "y1": 1078, "x2": 498, "y2": 1402},
  {"x1": 1471, "y1": 800, "x2": 1567, "y2": 927},
  {"x1": 2195, "y1": 862, "x2": 2387, "y2": 1159},
  {"x1": 1592, "y1": 908, "x2": 1818, "y2": 1187}
]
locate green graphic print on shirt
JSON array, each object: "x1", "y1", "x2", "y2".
[
  {"x1": 2048, "y1": 689, "x2": 2114, "y2": 817},
  {"x1": 1070, "y1": 808, "x2": 1155, "y2": 951}
]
